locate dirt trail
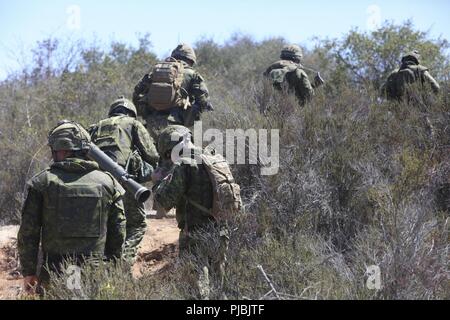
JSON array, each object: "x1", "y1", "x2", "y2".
[
  {"x1": 133, "y1": 217, "x2": 179, "y2": 277},
  {"x1": 0, "y1": 218, "x2": 179, "y2": 300},
  {"x1": 0, "y1": 225, "x2": 21, "y2": 299}
]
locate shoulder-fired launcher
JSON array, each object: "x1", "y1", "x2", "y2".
[{"x1": 86, "y1": 143, "x2": 151, "y2": 203}]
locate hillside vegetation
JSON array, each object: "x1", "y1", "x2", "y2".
[{"x1": 0, "y1": 21, "x2": 448, "y2": 299}]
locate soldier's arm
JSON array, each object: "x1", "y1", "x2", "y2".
[
  {"x1": 104, "y1": 186, "x2": 126, "y2": 260},
  {"x1": 423, "y1": 71, "x2": 440, "y2": 94},
  {"x1": 132, "y1": 121, "x2": 159, "y2": 168},
  {"x1": 132, "y1": 74, "x2": 151, "y2": 116},
  {"x1": 191, "y1": 72, "x2": 212, "y2": 111},
  {"x1": 295, "y1": 69, "x2": 314, "y2": 104},
  {"x1": 153, "y1": 164, "x2": 187, "y2": 211},
  {"x1": 17, "y1": 187, "x2": 43, "y2": 277}
]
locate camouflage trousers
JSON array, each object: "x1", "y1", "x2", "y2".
[
  {"x1": 123, "y1": 191, "x2": 147, "y2": 263},
  {"x1": 152, "y1": 159, "x2": 174, "y2": 219},
  {"x1": 179, "y1": 226, "x2": 229, "y2": 299},
  {"x1": 143, "y1": 111, "x2": 183, "y2": 141},
  {"x1": 143, "y1": 109, "x2": 195, "y2": 141}
]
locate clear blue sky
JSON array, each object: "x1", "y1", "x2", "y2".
[{"x1": 0, "y1": 0, "x2": 449, "y2": 79}]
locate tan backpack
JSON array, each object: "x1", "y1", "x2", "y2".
[
  {"x1": 187, "y1": 152, "x2": 242, "y2": 221},
  {"x1": 146, "y1": 58, "x2": 186, "y2": 111}
]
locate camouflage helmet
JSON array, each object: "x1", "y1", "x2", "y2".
[
  {"x1": 157, "y1": 125, "x2": 192, "y2": 156},
  {"x1": 280, "y1": 44, "x2": 303, "y2": 61},
  {"x1": 48, "y1": 120, "x2": 91, "y2": 151},
  {"x1": 109, "y1": 96, "x2": 137, "y2": 117},
  {"x1": 402, "y1": 50, "x2": 420, "y2": 64},
  {"x1": 171, "y1": 43, "x2": 197, "y2": 65}
]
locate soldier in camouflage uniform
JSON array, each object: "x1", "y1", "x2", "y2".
[
  {"x1": 381, "y1": 51, "x2": 440, "y2": 101},
  {"x1": 134, "y1": 44, "x2": 213, "y2": 218},
  {"x1": 132, "y1": 43, "x2": 213, "y2": 140},
  {"x1": 18, "y1": 120, "x2": 126, "y2": 293},
  {"x1": 151, "y1": 125, "x2": 230, "y2": 299},
  {"x1": 89, "y1": 97, "x2": 159, "y2": 262},
  {"x1": 381, "y1": 51, "x2": 441, "y2": 137},
  {"x1": 265, "y1": 44, "x2": 319, "y2": 106}
]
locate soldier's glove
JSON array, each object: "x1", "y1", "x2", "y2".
[
  {"x1": 205, "y1": 101, "x2": 214, "y2": 112},
  {"x1": 313, "y1": 72, "x2": 325, "y2": 88}
]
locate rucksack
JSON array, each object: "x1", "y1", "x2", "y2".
[
  {"x1": 91, "y1": 116, "x2": 134, "y2": 167},
  {"x1": 146, "y1": 58, "x2": 186, "y2": 111},
  {"x1": 266, "y1": 61, "x2": 298, "y2": 90},
  {"x1": 385, "y1": 65, "x2": 423, "y2": 100},
  {"x1": 187, "y1": 152, "x2": 242, "y2": 222}
]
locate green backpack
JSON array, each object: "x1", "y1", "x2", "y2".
[
  {"x1": 91, "y1": 116, "x2": 133, "y2": 167},
  {"x1": 266, "y1": 61, "x2": 298, "y2": 90},
  {"x1": 146, "y1": 58, "x2": 186, "y2": 111},
  {"x1": 385, "y1": 65, "x2": 424, "y2": 100},
  {"x1": 186, "y1": 152, "x2": 242, "y2": 222}
]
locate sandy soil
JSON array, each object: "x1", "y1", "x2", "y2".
[
  {"x1": 0, "y1": 217, "x2": 179, "y2": 300},
  {"x1": 0, "y1": 225, "x2": 21, "y2": 299}
]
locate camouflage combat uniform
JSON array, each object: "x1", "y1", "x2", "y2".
[
  {"x1": 264, "y1": 44, "x2": 315, "y2": 106},
  {"x1": 152, "y1": 125, "x2": 229, "y2": 299},
  {"x1": 89, "y1": 97, "x2": 159, "y2": 261},
  {"x1": 132, "y1": 43, "x2": 212, "y2": 140},
  {"x1": 381, "y1": 51, "x2": 441, "y2": 137},
  {"x1": 381, "y1": 51, "x2": 440, "y2": 101},
  {"x1": 18, "y1": 122, "x2": 126, "y2": 287}
]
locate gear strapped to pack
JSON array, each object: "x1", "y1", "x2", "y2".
[
  {"x1": 146, "y1": 58, "x2": 187, "y2": 111},
  {"x1": 185, "y1": 152, "x2": 242, "y2": 222},
  {"x1": 385, "y1": 65, "x2": 427, "y2": 100},
  {"x1": 92, "y1": 116, "x2": 134, "y2": 167},
  {"x1": 266, "y1": 61, "x2": 298, "y2": 90}
]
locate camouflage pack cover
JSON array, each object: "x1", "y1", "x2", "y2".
[
  {"x1": 194, "y1": 151, "x2": 242, "y2": 221},
  {"x1": 265, "y1": 60, "x2": 299, "y2": 88},
  {"x1": 91, "y1": 115, "x2": 134, "y2": 167},
  {"x1": 385, "y1": 64, "x2": 428, "y2": 100},
  {"x1": 146, "y1": 58, "x2": 186, "y2": 111}
]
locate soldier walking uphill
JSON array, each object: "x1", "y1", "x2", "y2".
[
  {"x1": 89, "y1": 96, "x2": 159, "y2": 261},
  {"x1": 132, "y1": 43, "x2": 214, "y2": 140},
  {"x1": 18, "y1": 121, "x2": 126, "y2": 294},
  {"x1": 151, "y1": 125, "x2": 242, "y2": 299},
  {"x1": 264, "y1": 44, "x2": 323, "y2": 107},
  {"x1": 133, "y1": 44, "x2": 213, "y2": 218},
  {"x1": 381, "y1": 51, "x2": 441, "y2": 137},
  {"x1": 381, "y1": 50, "x2": 440, "y2": 102}
]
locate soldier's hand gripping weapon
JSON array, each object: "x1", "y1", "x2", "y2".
[
  {"x1": 301, "y1": 65, "x2": 325, "y2": 88},
  {"x1": 86, "y1": 143, "x2": 151, "y2": 203}
]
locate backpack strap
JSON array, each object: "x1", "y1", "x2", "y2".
[
  {"x1": 184, "y1": 196, "x2": 212, "y2": 216},
  {"x1": 182, "y1": 160, "x2": 213, "y2": 217}
]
